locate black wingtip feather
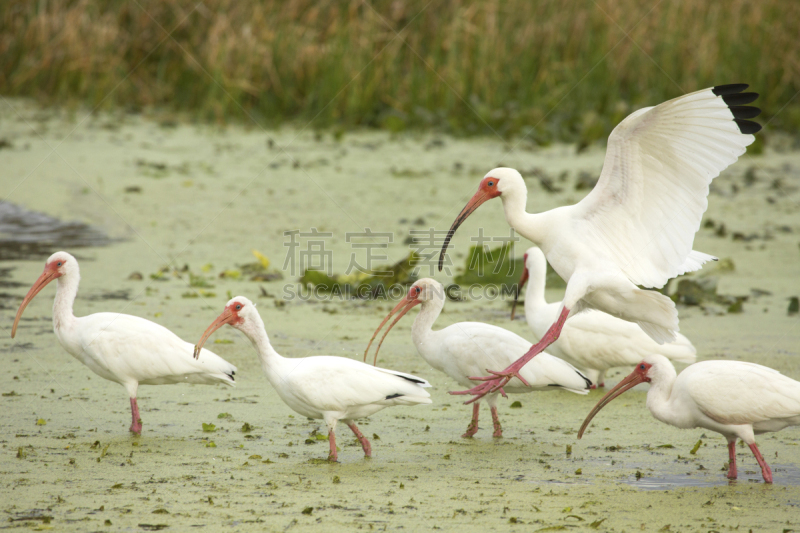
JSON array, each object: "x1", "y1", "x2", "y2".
[
  {"x1": 734, "y1": 118, "x2": 762, "y2": 134},
  {"x1": 730, "y1": 106, "x2": 761, "y2": 119},
  {"x1": 398, "y1": 374, "x2": 426, "y2": 385},
  {"x1": 386, "y1": 393, "x2": 403, "y2": 400},
  {"x1": 712, "y1": 84, "x2": 761, "y2": 134},
  {"x1": 722, "y1": 92, "x2": 759, "y2": 106},
  {"x1": 712, "y1": 83, "x2": 749, "y2": 96}
]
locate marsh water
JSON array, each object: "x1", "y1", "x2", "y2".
[{"x1": 1, "y1": 100, "x2": 800, "y2": 531}]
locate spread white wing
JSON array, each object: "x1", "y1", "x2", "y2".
[{"x1": 573, "y1": 84, "x2": 761, "y2": 288}]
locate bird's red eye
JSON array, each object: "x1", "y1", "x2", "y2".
[
  {"x1": 487, "y1": 180, "x2": 495, "y2": 187},
  {"x1": 639, "y1": 364, "x2": 646, "y2": 370},
  {"x1": 415, "y1": 287, "x2": 421, "y2": 294},
  {"x1": 235, "y1": 304, "x2": 242, "y2": 310}
]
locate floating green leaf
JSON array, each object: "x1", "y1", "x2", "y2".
[
  {"x1": 299, "y1": 252, "x2": 419, "y2": 299},
  {"x1": 690, "y1": 439, "x2": 702, "y2": 455},
  {"x1": 589, "y1": 518, "x2": 607, "y2": 529},
  {"x1": 202, "y1": 423, "x2": 217, "y2": 432}
]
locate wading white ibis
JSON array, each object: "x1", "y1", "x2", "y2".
[
  {"x1": 194, "y1": 296, "x2": 432, "y2": 462},
  {"x1": 577, "y1": 354, "x2": 800, "y2": 484},
  {"x1": 364, "y1": 278, "x2": 590, "y2": 438},
  {"x1": 11, "y1": 252, "x2": 237, "y2": 435},
  {"x1": 438, "y1": 84, "x2": 761, "y2": 401},
  {"x1": 512, "y1": 247, "x2": 696, "y2": 387}
]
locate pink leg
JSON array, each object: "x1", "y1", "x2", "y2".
[
  {"x1": 490, "y1": 406, "x2": 503, "y2": 438},
  {"x1": 589, "y1": 384, "x2": 597, "y2": 390},
  {"x1": 727, "y1": 440, "x2": 738, "y2": 480},
  {"x1": 748, "y1": 443, "x2": 773, "y2": 483},
  {"x1": 597, "y1": 382, "x2": 605, "y2": 388},
  {"x1": 462, "y1": 403, "x2": 481, "y2": 438},
  {"x1": 346, "y1": 422, "x2": 372, "y2": 457},
  {"x1": 328, "y1": 429, "x2": 338, "y2": 462},
  {"x1": 451, "y1": 306, "x2": 570, "y2": 403},
  {"x1": 129, "y1": 397, "x2": 142, "y2": 435}
]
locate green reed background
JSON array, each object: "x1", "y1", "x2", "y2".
[{"x1": 2, "y1": 0, "x2": 798, "y2": 142}]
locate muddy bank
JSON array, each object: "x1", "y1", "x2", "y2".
[{"x1": 1, "y1": 100, "x2": 800, "y2": 531}]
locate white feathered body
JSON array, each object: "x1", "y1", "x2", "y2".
[
  {"x1": 410, "y1": 297, "x2": 590, "y2": 394},
  {"x1": 522, "y1": 248, "x2": 696, "y2": 384},
  {"x1": 261, "y1": 354, "x2": 432, "y2": 421},
  {"x1": 495, "y1": 85, "x2": 758, "y2": 343},
  {"x1": 644, "y1": 356, "x2": 800, "y2": 444},
  {"x1": 55, "y1": 312, "x2": 236, "y2": 396}
]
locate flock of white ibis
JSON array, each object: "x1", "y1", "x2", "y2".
[{"x1": 9, "y1": 84, "x2": 800, "y2": 483}]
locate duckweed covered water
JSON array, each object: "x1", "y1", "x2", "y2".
[{"x1": 1, "y1": 101, "x2": 800, "y2": 531}]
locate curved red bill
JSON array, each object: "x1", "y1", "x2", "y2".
[
  {"x1": 364, "y1": 296, "x2": 421, "y2": 366},
  {"x1": 510, "y1": 260, "x2": 529, "y2": 321},
  {"x1": 12, "y1": 269, "x2": 58, "y2": 338},
  {"x1": 194, "y1": 308, "x2": 236, "y2": 359},
  {"x1": 438, "y1": 189, "x2": 491, "y2": 272},
  {"x1": 577, "y1": 370, "x2": 647, "y2": 438}
]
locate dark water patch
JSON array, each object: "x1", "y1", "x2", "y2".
[
  {"x1": 0, "y1": 342, "x2": 34, "y2": 352},
  {"x1": 83, "y1": 289, "x2": 131, "y2": 301},
  {"x1": 0, "y1": 291, "x2": 21, "y2": 309},
  {"x1": 0, "y1": 266, "x2": 26, "y2": 287},
  {"x1": 620, "y1": 462, "x2": 800, "y2": 490},
  {"x1": 0, "y1": 201, "x2": 116, "y2": 261}
]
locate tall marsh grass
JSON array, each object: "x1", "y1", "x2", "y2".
[{"x1": 2, "y1": 0, "x2": 798, "y2": 141}]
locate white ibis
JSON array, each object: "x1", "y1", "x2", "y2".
[
  {"x1": 438, "y1": 84, "x2": 761, "y2": 400},
  {"x1": 11, "y1": 251, "x2": 237, "y2": 435},
  {"x1": 364, "y1": 278, "x2": 590, "y2": 438},
  {"x1": 578, "y1": 354, "x2": 800, "y2": 484},
  {"x1": 512, "y1": 247, "x2": 697, "y2": 387},
  {"x1": 194, "y1": 296, "x2": 432, "y2": 462}
]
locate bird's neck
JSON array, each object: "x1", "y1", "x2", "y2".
[
  {"x1": 412, "y1": 297, "x2": 443, "y2": 343},
  {"x1": 53, "y1": 274, "x2": 79, "y2": 332},
  {"x1": 501, "y1": 192, "x2": 546, "y2": 246},
  {"x1": 645, "y1": 375, "x2": 678, "y2": 426},
  {"x1": 244, "y1": 320, "x2": 284, "y2": 373},
  {"x1": 524, "y1": 270, "x2": 549, "y2": 318}
]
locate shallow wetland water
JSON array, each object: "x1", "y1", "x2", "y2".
[{"x1": 1, "y1": 102, "x2": 800, "y2": 531}]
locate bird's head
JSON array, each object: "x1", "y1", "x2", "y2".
[
  {"x1": 11, "y1": 251, "x2": 77, "y2": 338},
  {"x1": 405, "y1": 278, "x2": 444, "y2": 304},
  {"x1": 438, "y1": 168, "x2": 525, "y2": 271},
  {"x1": 363, "y1": 278, "x2": 444, "y2": 365},
  {"x1": 193, "y1": 296, "x2": 257, "y2": 359},
  {"x1": 577, "y1": 356, "x2": 672, "y2": 439}
]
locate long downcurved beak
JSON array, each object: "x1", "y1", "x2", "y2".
[
  {"x1": 12, "y1": 269, "x2": 57, "y2": 338},
  {"x1": 577, "y1": 370, "x2": 647, "y2": 439},
  {"x1": 364, "y1": 296, "x2": 421, "y2": 366},
  {"x1": 194, "y1": 308, "x2": 236, "y2": 359},
  {"x1": 438, "y1": 189, "x2": 491, "y2": 272},
  {"x1": 510, "y1": 264, "x2": 529, "y2": 321}
]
